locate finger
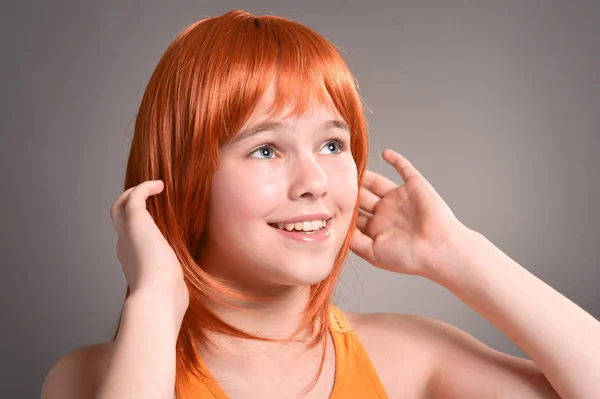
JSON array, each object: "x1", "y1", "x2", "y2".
[
  {"x1": 359, "y1": 187, "x2": 380, "y2": 215},
  {"x1": 362, "y1": 169, "x2": 397, "y2": 198},
  {"x1": 110, "y1": 186, "x2": 138, "y2": 232},
  {"x1": 382, "y1": 149, "x2": 421, "y2": 182},
  {"x1": 358, "y1": 207, "x2": 372, "y2": 217},
  {"x1": 356, "y1": 212, "x2": 370, "y2": 232},
  {"x1": 350, "y1": 227, "x2": 376, "y2": 262},
  {"x1": 124, "y1": 180, "x2": 164, "y2": 221}
]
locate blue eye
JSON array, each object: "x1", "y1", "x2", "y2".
[
  {"x1": 321, "y1": 139, "x2": 345, "y2": 155},
  {"x1": 248, "y1": 139, "x2": 347, "y2": 159},
  {"x1": 249, "y1": 145, "x2": 276, "y2": 159}
]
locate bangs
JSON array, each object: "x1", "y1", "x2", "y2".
[{"x1": 190, "y1": 10, "x2": 363, "y2": 143}]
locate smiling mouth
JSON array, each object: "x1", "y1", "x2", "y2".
[{"x1": 268, "y1": 218, "x2": 332, "y2": 234}]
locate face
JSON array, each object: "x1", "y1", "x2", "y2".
[{"x1": 200, "y1": 90, "x2": 358, "y2": 292}]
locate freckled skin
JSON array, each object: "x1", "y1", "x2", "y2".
[{"x1": 199, "y1": 100, "x2": 358, "y2": 293}]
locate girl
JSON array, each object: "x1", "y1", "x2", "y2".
[{"x1": 42, "y1": 9, "x2": 599, "y2": 399}]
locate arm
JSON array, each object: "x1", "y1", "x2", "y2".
[
  {"x1": 42, "y1": 291, "x2": 182, "y2": 399},
  {"x1": 426, "y1": 229, "x2": 600, "y2": 399},
  {"x1": 352, "y1": 150, "x2": 599, "y2": 398},
  {"x1": 95, "y1": 291, "x2": 182, "y2": 399},
  {"x1": 42, "y1": 180, "x2": 191, "y2": 398}
]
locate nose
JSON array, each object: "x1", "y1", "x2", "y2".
[{"x1": 288, "y1": 155, "x2": 328, "y2": 200}]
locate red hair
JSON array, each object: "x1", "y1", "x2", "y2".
[{"x1": 112, "y1": 9, "x2": 369, "y2": 396}]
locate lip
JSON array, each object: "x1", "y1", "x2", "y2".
[{"x1": 271, "y1": 213, "x2": 331, "y2": 224}]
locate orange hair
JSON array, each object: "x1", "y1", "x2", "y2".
[{"x1": 112, "y1": 9, "x2": 369, "y2": 396}]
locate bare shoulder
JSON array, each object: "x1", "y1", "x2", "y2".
[
  {"x1": 343, "y1": 310, "x2": 557, "y2": 399},
  {"x1": 41, "y1": 341, "x2": 113, "y2": 399},
  {"x1": 341, "y1": 310, "x2": 440, "y2": 398}
]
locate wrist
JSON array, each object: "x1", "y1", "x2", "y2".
[
  {"x1": 423, "y1": 225, "x2": 483, "y2": 287},
  {"x1": 126, "y1": 288, "x2": 188, "y2": 331}
]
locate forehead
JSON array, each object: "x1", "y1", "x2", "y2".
[
  {"x1": 237, "y1": 96, "x2": 348, "y2": 140},
  {"x1": 230, "y1": 118, "x2": 349, "y2": 146},
  {"x1": 245, "y1": 104, "x2": 342, "y2": 128},
  {"x1": 243, "y1": 88, "x2": 343, "y2": 128}
]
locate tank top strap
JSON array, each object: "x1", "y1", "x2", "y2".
[
  {"x1": 329, "y1": 304, "x2": 355, "y2": 334},
  {"x1": 327, "y1": 304, "x2": 390, "y2": 398}
]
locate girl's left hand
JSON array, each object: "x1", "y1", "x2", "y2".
[{"x1": 350, "y1": 149, "x2": 471, "y2": 279}]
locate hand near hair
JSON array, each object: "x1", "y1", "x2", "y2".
[
  {"x1": 109, "y1": 180, "x2": 189, "y2": 322},
  {"x1": 350, "y1": 149, "x2": 471, "y2": 281}
]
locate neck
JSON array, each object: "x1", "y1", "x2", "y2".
[
  {"x1": 195, "y1": 289, "x2": 334, "y2": 382},
  {"x1": 194, "y1": 251, "x2": 332, "y2": 361},
  {"x1": 201, "y1": 283, "x2": 327, "y2": 355}
]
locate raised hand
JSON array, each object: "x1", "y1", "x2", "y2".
[
  {"x1": 351, "y1": 149, "x2": 471, "y2": 279},
  {"x1": 109, "y1": 180, "x2": 189, "y2": 319}
]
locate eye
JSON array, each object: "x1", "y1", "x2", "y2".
[
  {"x1": 320, "y1": 139, "x2": 346, "y2": 155},
  {"x1": 249, "y1": 144, "x2": 277, "y2": 159}
]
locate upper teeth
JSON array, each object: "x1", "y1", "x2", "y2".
[{"x1": 276, "y1": 220, "x2": 327, "y2": 232}]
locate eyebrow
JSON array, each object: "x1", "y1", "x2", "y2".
[{"x1": 229, "y1": 119, "x2": 350, "y2": 145}]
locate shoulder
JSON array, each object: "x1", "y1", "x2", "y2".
[
  {"x1": 341, "y1": 310, "x2": 441, "y2": 398},
  {"x1": 41, "y1": 341, "x2": 113, "y2": 399},
  {"x1": 343, "y1": 310, "x2": 558, "y2": 398}
]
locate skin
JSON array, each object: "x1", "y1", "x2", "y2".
[{"x1": 42, "y1": 86, "x2": 600, "y2": 398}]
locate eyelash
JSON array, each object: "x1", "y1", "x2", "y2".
[{"x1": 248, "y1": 138, "x2": 349, "y2": 159}]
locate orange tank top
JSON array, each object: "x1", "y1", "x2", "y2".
[{"x1": 176, "y1": 305, "x2": 389, "y2": 398}]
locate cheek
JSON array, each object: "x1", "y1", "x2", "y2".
[
  {"x1": 327, "y1": 158, "x2": 358, "y2": 211},
  {"x1": 210, "y1": 168, "x2": 284, "y2": 223}
]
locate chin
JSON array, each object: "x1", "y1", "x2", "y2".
[{"x1": 273, "y1": 258, "x2": 336, "y2": 287}]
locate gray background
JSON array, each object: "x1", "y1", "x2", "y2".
[{"x1": 2, "y1": 1, "x2": 599, "y2": 397}]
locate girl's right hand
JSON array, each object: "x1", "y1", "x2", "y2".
[{"x1": 109, "y1": 180, "x2": 189, "y2": 320}]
